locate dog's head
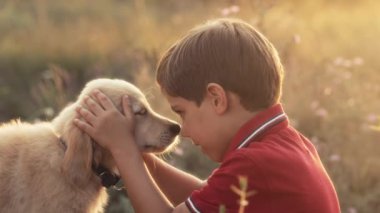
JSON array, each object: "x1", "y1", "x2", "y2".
[{"x1": 53, "y1": 78, "x2": 181, "y2": 187}]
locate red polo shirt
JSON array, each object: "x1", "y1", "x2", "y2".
[{"x1": 185, "y1": 104, "x2": 340, "y2": 213}]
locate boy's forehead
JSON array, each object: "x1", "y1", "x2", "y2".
[
  {"x1": 162, "y1": 92, "x2": 188, "y2": 107},
  {"x1": 161, "y1": 88, "x2": 177, "y2": 101},
  {"x1": 160, "y1": 87, "x2": 199, "y2": 108},
  {"x1": 163, "y1": 93, "x2": 181, "y2": 105}
]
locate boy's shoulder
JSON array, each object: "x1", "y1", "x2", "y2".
[
  {"x1": 222, "y1": 135, "x2": 302, "y2": 170},
  {"x1": 218, "y1": 114, "x2": 317, "y2": 181},
  {"x1": 215, "y1": 103, "x2": 321, "y2": 180},
  {"x1": 223, "y1": 119, "x2": 315, "y2": 164}
]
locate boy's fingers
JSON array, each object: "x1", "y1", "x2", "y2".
[
  {"x1": 122, "y1": 95, "x2": 133, "y2": 118},
  {"x1": 75, "y1": 107, "x2": 96, "y2": 126},
  {"x1": 73, "y1": 118, "x2": 95, "y2": 136},
  {"x1": 84, "y1": 96, "x2": 103, "y2": 116},
  {"x1": 93, "y1": 90, "x2": 115, "y2": 110}
]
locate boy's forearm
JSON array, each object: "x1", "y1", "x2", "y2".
[
  {"x1": 143, "y1": 153, "x2": 205, "y2": 205},
  {"x1": 111, "y1": 146, "x2": 174, "y2": 213}
]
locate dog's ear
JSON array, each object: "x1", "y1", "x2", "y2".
[
  {"x1": 92, "y1": 143, "x2": 103, "y2": 168},
  {"x1": 61, "y1": 124, "x2": 93, "y2": 187}
]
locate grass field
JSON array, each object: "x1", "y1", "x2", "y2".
[{"x1": 0, "y1": 0, "x2": 379, "y2": 212}]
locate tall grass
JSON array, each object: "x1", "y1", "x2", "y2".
[{"x1": 0, "y1": 0, "x2": 379, "y2": 212}]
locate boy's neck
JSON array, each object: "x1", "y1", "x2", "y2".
[{"x1": 217, "y1": 95, "x2": 261, "y2": 159}]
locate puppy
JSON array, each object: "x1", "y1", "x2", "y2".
[{"x1": 0, "y1": 78, "x2": 180, "y2": 213}]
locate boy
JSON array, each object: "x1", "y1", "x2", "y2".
[{"x1": 74, "y1": 18, "x2": 340, "y2": 212}]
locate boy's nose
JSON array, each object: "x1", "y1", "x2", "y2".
[{"x1": 169, "y1": 124, "x2": 181, "y2": 135}]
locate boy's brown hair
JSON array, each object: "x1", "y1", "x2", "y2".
[{"x1": 156, "y1": 18, "x2": 284, "y2": 111}]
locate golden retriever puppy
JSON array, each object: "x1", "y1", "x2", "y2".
[{"x1": 0, "y1": 79, "x2": 180, "y2": 213}]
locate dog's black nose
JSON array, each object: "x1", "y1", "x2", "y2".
[{"x1": 169, "y1": 124, "x2": 181, "y2": 135}]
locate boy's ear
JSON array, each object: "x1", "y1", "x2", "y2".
[{"x1": 206, "y1": 83, "x2": 228, "y2": 114}]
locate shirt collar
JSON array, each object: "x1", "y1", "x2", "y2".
[{"x1": 223, "y1": 104, "x2": 288, "y2": 159}]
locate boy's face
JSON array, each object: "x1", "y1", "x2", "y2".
[{"x1": 162, "y1": 90, "x2": 230, "y2": 162}]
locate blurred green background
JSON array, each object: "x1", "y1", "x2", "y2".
[{"x1": 0, "y1": 0, "x2": 379, "y2": 212}]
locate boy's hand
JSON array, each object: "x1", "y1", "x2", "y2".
[{"x1": 74, "y1": 90, "x2": 135, "y2": 152}]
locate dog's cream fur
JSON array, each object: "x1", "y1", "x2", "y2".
[{"x1": 0, "y1": 79, "x2": 180, "y2": 213}]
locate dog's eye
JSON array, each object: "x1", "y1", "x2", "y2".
[{"x1": 135, "y1": 108, "x2": 147, "y2": 116}]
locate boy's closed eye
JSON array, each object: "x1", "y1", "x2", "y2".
[
  {"x1": 174, "y1": 110, "x2": 183, "y2": 116},
  {"x1": 171, "y1": 107, "x2": 184, "y2": 117}
]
